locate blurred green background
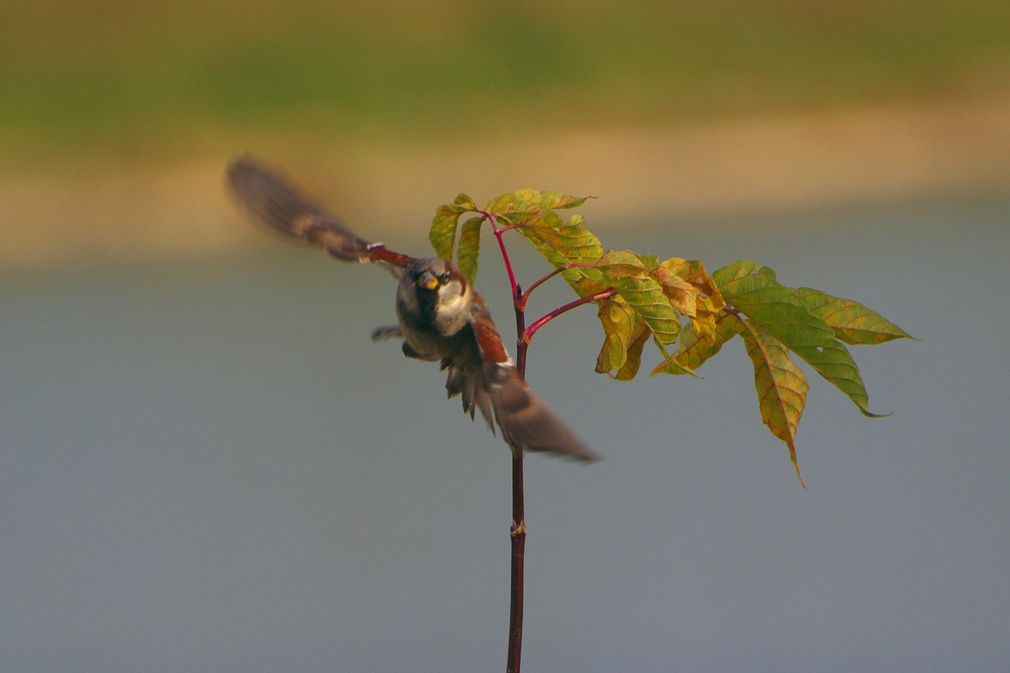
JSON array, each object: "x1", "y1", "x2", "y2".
[{"x1": 4, "y1": 0, "x2": 1010, "y2": 158}]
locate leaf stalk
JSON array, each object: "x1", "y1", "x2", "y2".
[{"x1": 523, "y1": 288, "x2": 617, "y2": 345}]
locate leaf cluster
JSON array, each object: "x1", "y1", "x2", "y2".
[{"x1": 430, "y1": 191, "x2": 914, "y2": 483}]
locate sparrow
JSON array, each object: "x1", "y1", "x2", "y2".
[{"x1": 226, "y1": 156, "x2": 598, "y2": 462}]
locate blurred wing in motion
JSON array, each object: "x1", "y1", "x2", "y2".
[
  {"x1": 491, "y1": 365, "x2": 599, "y2": 462},
  {"x1": 226, "y1": 156, "x2": 415, "y2": 273}
]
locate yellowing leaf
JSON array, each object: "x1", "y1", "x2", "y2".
[
  {"x1": 430, "y1": 193, "x2": 478, "y2": 261},
  {"x1": 456, "y1": 216, "x2": 483, "y2": 285},
  {"x1": 527, "y1": 213, "x2": 604, "y2": 266},
  {"x1": 615, "y1": 323, "x2": 653, "y2": 380},
  {"x1": 795, "y1": 287, "x2": 915, "y2": 345},
  {"x1": 650, "y1": 263, "x2": 700, "y2": 317},
  {"x1": 595, "y1": 296, "x2": 637, "y2": 374},
  {"x1": 649, "y1": 351, "x2": 695, "y2": 376},
  {"x1": 662, "y1": 310, "x2": 742, "y2": 374},
  {"x1": 740, "y1": 321, "x2": 809, "y2": 486},
  {"x1": 518, "y1": 211, "x2": 604, "y2": 270},
  {"x1": 595, "y1": 297, "x2": 653, "y2": 380},
  {"x1": 659, "y1": 258, "x2": 725, "y2": 312},
  {"x1": 484, "y1": 189, "x2": 589, "y2": 220},
  {"x1": 597, "y1": 250, "x2": 682, "y2": 348},
  {"x1": 516, "y1": 210, "x2": 608, "y2": 300}
]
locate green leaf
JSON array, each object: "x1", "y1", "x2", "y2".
[
  {"x1": 711, "y1": 259, "x2": 764, "y2": 286},
  {"x1": 455, "y1": 216, "x2": 483, "y2": 285},
  {"x1": 713, "y1": 264, "x2": 836, "y2": 358},
  {"x1": 715, "y1": 264, "x2": 833, "y2": 343},
  {"x1": 429, "y1": 193, "x2": 478, "y2": 261},
  {"x1": 715, "y1": 261, "x2": 885, "y2": 417},
  {"x1": 788, "y1": 339, "x2": 890, "y2": 418},
  {"x1": 795, "y1": 287, "x2": 915, "y2": 345},
  {"x1": 739, "y1": 321, "x2": 809, "y2": 486}
]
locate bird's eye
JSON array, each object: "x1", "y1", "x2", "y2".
[{"x1": 439, "y1": 272, "x2": 451, "y2": 283}]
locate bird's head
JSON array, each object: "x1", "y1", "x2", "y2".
[{"x1": 398, "y1": 258, "x2": 473, "y2": 336}]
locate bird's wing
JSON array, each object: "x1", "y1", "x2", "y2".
[
  {"x1": 468, "y1": 297, "x2": 599, "y2": 462},
  {"x1": 488, "y1": 365, "x2": 599, "y2": 462},
  {"x1": 226, "y1": 156, "x2": 415, "y2": 274}
]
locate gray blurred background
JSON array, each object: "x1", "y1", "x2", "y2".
[{"x1": 2, "y1": 1, "x2": 1009, "y2": 671}]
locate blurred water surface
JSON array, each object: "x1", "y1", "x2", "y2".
[{"x1": 1, "y1": 197, "x2": 1008, "y2": 673}]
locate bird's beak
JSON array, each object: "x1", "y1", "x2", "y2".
[{"x1": 419, "y1": 271, "x2": 439, "y2": 290}]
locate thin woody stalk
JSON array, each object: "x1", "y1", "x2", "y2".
[
  {"x1": 491, "y1": 212, "x2": 526, "y2": 673},
  {"x1": 506, "y1": 450, "x2": 525, "y2": 673},
  {"x1": 507, "y1": 295, "x2": 527, "y2": 673}
]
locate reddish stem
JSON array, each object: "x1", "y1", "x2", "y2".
[
  {"x1": 506, "y1": 448, "x2": 525, "y2": 673},
  {"x1": 523, "y1": 288, "x2": 617, "y2": 344},
  {"x1": 517, "y1": 263, "x2": 594, "y2": 310},
  {"x1": 488, "y1": 212, "x2": 520, "y2": 300},
  {"x1": 507, "y1": 284, "x2": 528, "y2": 673}
]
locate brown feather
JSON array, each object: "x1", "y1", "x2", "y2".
[
  {"x1": 487, "y1": 365, "x2": 599, "y2": 462},
  {"x1": 225, "y1": 156, "x2": 376, "y2": 262}
]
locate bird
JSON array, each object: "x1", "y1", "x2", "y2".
[{"x1": 226, "y1": 156, "x2": 598, "y2": 462}]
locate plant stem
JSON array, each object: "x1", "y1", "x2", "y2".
[
  {"x1": 517, "y1": 263, "x2": 595, "y2": 310},
  {"x1": 506, "y1": 450, "x2": 526, "y2": 673},
  {"x1": 523, "y1": 287, "x2": 617, "y2": 345},
  {"x1": 488, "y1": 212, "x2": 519, "y2": 299},
  {"x1": 507, "y1": 278, "x2": 528, "y2": 673}
]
